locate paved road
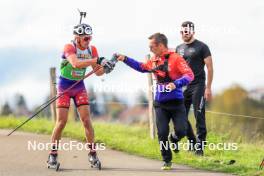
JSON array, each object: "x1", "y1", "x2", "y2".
[{"x1": 0, "y1": 130, "x2": 232, "y2": 176}]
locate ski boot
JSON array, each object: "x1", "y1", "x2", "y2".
[
  {"x1": 88, "y1": 152, "x2": 101, "y2": 170},
  {"x1": 47, "y1": 152, "x2": 60, "y2": 171}
]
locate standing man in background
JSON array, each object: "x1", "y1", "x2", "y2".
[{"x1": 175, "y1": 21, "x2": 214, "y2": 155}]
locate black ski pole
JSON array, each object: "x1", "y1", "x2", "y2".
[{"x1": 7, "y1": 66, "x2": 102, "y2": 136}]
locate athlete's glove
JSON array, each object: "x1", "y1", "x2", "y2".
[
  {"x1": 110, "y1": 53, "x2": 119, "y2": 64},
  {"x1": 97, "y1": 57, "x2": 115, "y2": 74},
  {"x1": 104, "y1": 53, "x2": 122, "y2": 73}
]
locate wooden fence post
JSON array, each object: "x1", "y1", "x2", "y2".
[
  {"x1": 146, "y1": 54, "x2": 156, "y2": 139},
  {"x1": 50, "y1": 67, "x2": 57, "y2": 122}
]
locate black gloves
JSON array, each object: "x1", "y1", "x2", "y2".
[{"x1": 96, "y1": 57, "x2": 115, "y2": 74}]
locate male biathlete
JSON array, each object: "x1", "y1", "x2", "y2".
[
  {"x1": 47, "y1": 23, "x2": 115, "y2": 170},
  {"x1": 175, "y1": 21, "x2": 214, "y2": 155},
  {"x1": 116, "y1": 33, "x2": 194, "y2": 170}
]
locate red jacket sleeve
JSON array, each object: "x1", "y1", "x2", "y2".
[{"x1": 174, "y1": 55, "x2": 194, "y2": 87}]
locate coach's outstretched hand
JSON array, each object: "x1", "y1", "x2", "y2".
[{"x1": 115, "y1": 53, "x2": 127, "y2": 62}]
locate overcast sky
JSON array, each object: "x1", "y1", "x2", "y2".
[{"x1": 0, "y1": 0, "x2": 264, "y2": 108}]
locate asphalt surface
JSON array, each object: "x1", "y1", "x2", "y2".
[{"x1": 0, "y1": 130, "x2": 232, "y2": 176}]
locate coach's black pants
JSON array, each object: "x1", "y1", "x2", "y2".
[
  {"x1": 154, "y1": 99, "x2": 187, "y2": 163},
  {"x1": 184, "y1": 83, "x2": 207, "y2": 143}
]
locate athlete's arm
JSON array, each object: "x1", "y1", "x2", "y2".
[
  {"x1": 89, "y1": 46, "x2": 104, "y2": 76},
  {"x1": 204, "y1": 56, "x2": 213, "y2": 100},
  {"x1": 64, "y1": 44, "x2": 97, "y2": 69},
  {"x1": 67, "y1": 54, "x2": 97, "y2": 69}
]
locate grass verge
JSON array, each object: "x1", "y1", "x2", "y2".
[{"x1": 0, "y1": 116, "x2": 263, "y2": 176}]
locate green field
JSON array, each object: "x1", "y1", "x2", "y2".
[{"x1": 0, "y1": 116, "x2": 263, "y2": 176}]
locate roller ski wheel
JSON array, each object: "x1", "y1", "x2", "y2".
[
  {"x1": 47, "y1": 162, "x2": 60, "y2": 171},
  {"x1": 47, "y1": 153, "x2": 60, "y2": 171},
  {"x1": 90, "y1": 160, "x2": 101, "y2": 170},
  {"x1": 89, "y1": 153, "x2": 102, "y2": 170}
]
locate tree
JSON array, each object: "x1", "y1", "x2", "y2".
[
  {"x1": 211, "y1": 84, "x2": 264, "y2": 116},
  {"x1": 14, "y1": 94, "x2": 29, "y2": 116},
  {"x1": 1, "y1": 102, "x2": 12, "y2": 116},
  {"x1": 136, "y1": 91, "x2": 148, "y2": 108},
  {"x1": 209, "y1": 84, "x2": 264, "y2": 142},
  {"x1": 32, "y1": 95, "x2": 51, "y2": 118},
  {"x1": 106, "y1": 93, "x2": 126, "y2": 120},
  {"x1": 89, "y1": 87, "x2": 100, "y2": 116}
]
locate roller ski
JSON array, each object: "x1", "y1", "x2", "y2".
[
  {"x1": 47, "y1": 152, "x2": 60, "y2": 171},
  {"x1": 88, "y1": 152, "x2": 101, "y2": 170}
]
